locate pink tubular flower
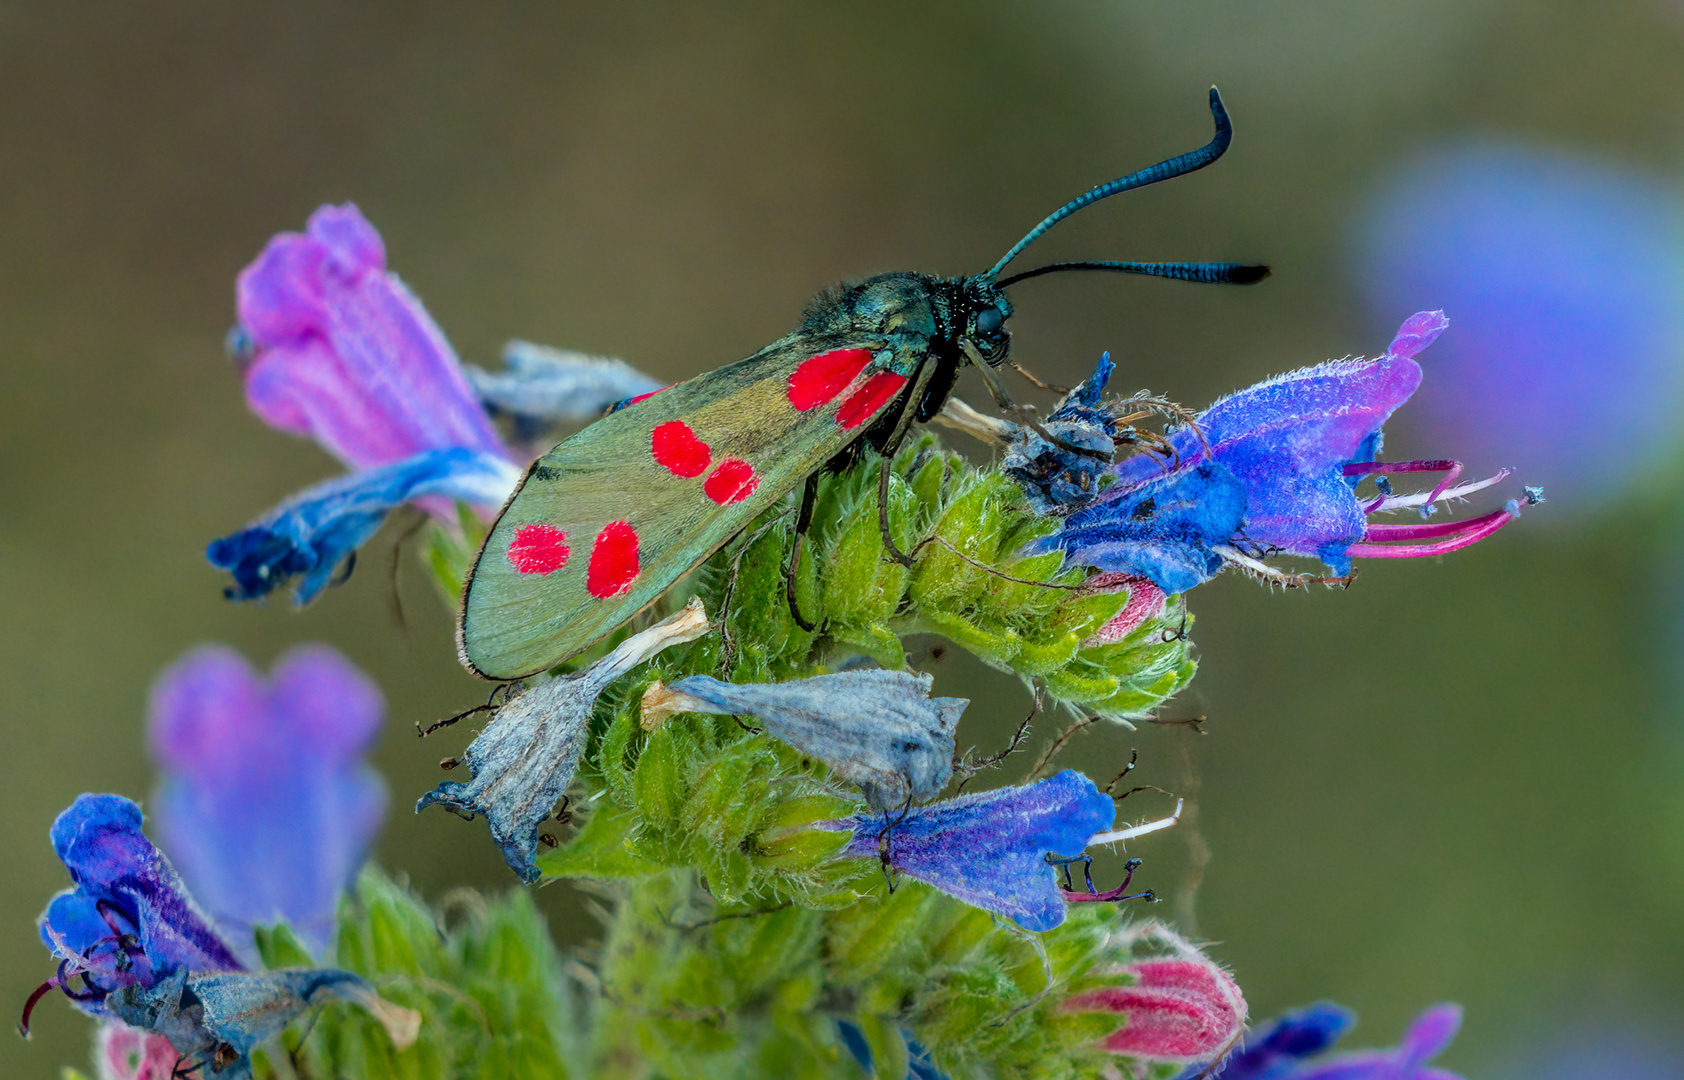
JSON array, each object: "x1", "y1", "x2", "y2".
[
  {"x1": 1061, "y1": 925, "x2": 1247, "y2": 1064},
  {"x1": 234, "y1": 202, "x2": 509, "y2": 470},
  {"x1": 96, "y1": 1025, "x2": 184, "y2": 1080}
]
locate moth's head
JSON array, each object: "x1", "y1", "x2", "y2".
[{"x1": 955, "y1": 276, "x2": 1014, "y2": 368}]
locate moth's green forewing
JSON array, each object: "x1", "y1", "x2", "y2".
[{"x1": 459, "y1": 332, "x2": 906, "y2": 679}]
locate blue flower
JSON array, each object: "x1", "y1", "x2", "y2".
[
  {"x1": 1355, "y1": 140, "x2": 1684, "y2": 508},
  {"x1": 418, "y1": 601, "x2": 711, "y2": 882},
  {"x1": 147, "y1": 644, "x2": 386, "y2": 953},
  {"x1": 1177, "y1": 1003, "x2": 1464, "y2": 1080},
  {"x1": 999, "y1": 353, "x2": 1122, "y2": 514},
  {"x1": 1031, "y1": 313, "x2": 1538, "y2": 591},
  {"x1": 466, "y1": 339, "x2": 663, "y2": 443},
  {"x1": 27, "y1": 794, "x2": 244, "y2": 1031},
  {"x1": 208, "y1": 446, "x2": 520, "y2": 603},
  {"x1": 647, "y1": 669, "x2": 966, "y2": 811},
  {"x1": 817, "y1": 770, "x2": 1121, "y2": 932}
]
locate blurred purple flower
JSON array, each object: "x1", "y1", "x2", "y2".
[
  {"x1": 25, "y1": 794, "x2": 244, "y2": 1033},
  {"x1": 1033, "y1": 314, "x2": 1538, "y2": 591},
  {"x1": 817, "y1": 769, "x2": 1128, "y2": 932},
  {"x1": 1355, "y1": 141, "x2": 1684, "y2": 507},
  {"x1": 207, "y1": 446, "x2": 520, "y2": 603},
  {"x1": 148, "y1": 644, "x2": 385, "y2": 953},
  {"x1": 1177, "y1": 1003, "x2": 1464, "y2": 1080},
  {"x1": 234, "y1": 202, "x2": 508, "y2": 470}
]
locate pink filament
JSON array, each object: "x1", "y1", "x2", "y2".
[{"x1": 1349, "y1": 504, "x2": 1519, "y2": 559}]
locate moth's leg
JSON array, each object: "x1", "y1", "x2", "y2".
[
  {"x1": 785, "y1": 472, "x2": 821, "y2": 631},
  {"x1": 1007, "y1": 359, "x2": 1069, "y2": 394},
  {"x1": 872, "y1": 356, "x2": 947, "y2": 567}
]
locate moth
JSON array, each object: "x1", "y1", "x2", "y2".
[
  {"x1": 642, "y1": 669, "x2": 966, "y2": 810},
  {"x1": 459, "y1": 88, "x2": 1265, "y2": 680}
]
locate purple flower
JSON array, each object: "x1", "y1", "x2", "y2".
[
  {"x1": 147, "y1": 644, "x2": 385, "y2": 953},
  {"x1": 1355, "y1": 140, "x2": 1684, "y2": 508},
  {"x1": 234, "y1": 203, "x2": 508, "y2": 471},
  {"x1": 1178, "y1": 1003, "x2": 1464, "y2": 1080},
  {"x1": 816, "y1": 770, "x2": 1122, "y2": 932},
  {"x1": 1033, "y1": 313, "x2": 1538, "y2": 591},
  {"x1": 207, "y1": 446, "x2": 520, "y2": 603},
  {"x1": 25, "y1": 794, "x2": 244, "y2": 1032}
]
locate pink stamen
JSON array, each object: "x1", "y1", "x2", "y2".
[
  {"x1": 18, "y1": 977, "x2": 58, "y2": 1036},
  {"x1": 1349, "y1": 502, "x2": 1522, "y2": 559}
]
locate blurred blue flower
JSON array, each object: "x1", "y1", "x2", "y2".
[
  {"x1": 148, "y1": 643, "x2": 386, "y2": 953},
  {"x1": 1177, "y1": 1003, "x2": 1464, "y2": 1080},
  {"x1": 1355, "y1": 140, "x2": 1684, "y2": 507},
  {"x1": 207, "y1": 445, "x2": 521, "y2": 603},
  {"x1": 26, "y1": 794, "x2": 244, "y2": 1032},
  {"x1": 1032, "y1": 314, "x2": 1537, "y2": 591},
  {"x1": 818, "y1": 769, "x2": 1118, "y2": 932}
]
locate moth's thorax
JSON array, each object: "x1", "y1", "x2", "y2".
[{"x1": 802, "y1": 272, "x2": 1012, "y2": 365}]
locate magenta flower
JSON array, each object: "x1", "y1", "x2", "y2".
[
  {"x1": 148, "y1": 644, "x2": 385, "y2": 952},
  {"x1": 1062, "y1": 930, "x2": 1247, "y2": 1065},
  {"x1": 234, "y1": 203, "x2": 507, "y2": 471},
  {"x1": 1033, "y1": 313, "x2": 1538, "y2": 591}
]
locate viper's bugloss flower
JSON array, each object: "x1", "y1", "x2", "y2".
[
  {"x1": 645, "y1": 669, "x2": 965, "y2": 810},
  {"x1": 1000, "y1": 353, "x2": 1121, "y2": 514},
  {"x1": 467, "y1": 339, "x2": 663, "y2": 439},
  {"x1": 418, "y1": 601, "x2": 711, "y2": 882},
  {"x1": 816, "y1": 769, "x2": 1161, "y2": 932},
  {"x1": 1062, "y1": 928, "x2": 1247, "y2": 1064},
  {"x1": 234, "y1": 203, "x2": 508, "y2": 471},
  {"x1": 148, "y1": 644, "x2": 385, "y2": 953},
  {"x1": 1182, "y1": 1003, "x2": 1464, "y2": 1080},
  {"x1": 106, "y1": 968, "x2": 418, "y2": 1078},
  {"x1": 1033, "y1": 312, "x2": 1538, "y2": 590},
  {"x1": 208, "y1": 446, "x2": 521, "y2": 603},
  {"x1": 1357, "y1": 141, "x2": 1684, "y2": 506},
  {"x1": 26, "y1": 795, "x2": 243, "y2": 1031}
]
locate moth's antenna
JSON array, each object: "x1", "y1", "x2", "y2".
[
  {"x1": 997, "y1": 260, "x2": 1268, "y2": 289},
  {"x1": 986, "y1": 86, "x2": 1237, "y2": 280}
]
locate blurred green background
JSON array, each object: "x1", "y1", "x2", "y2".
[{"x1": 5, "y1": 2, "x2": 1682, "y2": 1077}]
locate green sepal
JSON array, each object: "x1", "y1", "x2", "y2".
[
  {"x1": 538, "y1": 797, "x2": 664, "y2": 880},
  {"x1": 252, "y1": 921, "x2": 316, "y2": 968}
]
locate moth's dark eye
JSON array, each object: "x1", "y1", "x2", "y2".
[{"x1": 975, "y1": 306, "x2": 1004, "y2": 336}]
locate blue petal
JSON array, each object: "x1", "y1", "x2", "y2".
[
  {"x1": 1031, "y1": 461, "x2": 1246, "y2": 594},
  {"x1": 826, "y1": 770, "x2": 1115, "y2": 932},
  {"x1": 208, "y1": 447, "x2": 520, "y2": 604},
  {"x1": 1181, "y1": 1003, "x2": 1356, "y2": 1080},
  {"x1": 467, "y1": 340, "x2": 663, "y2": 436}
]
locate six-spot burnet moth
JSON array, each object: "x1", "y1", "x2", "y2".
[{"x1": 457, "y1": 87, "x2": 1267, "y2": 681}]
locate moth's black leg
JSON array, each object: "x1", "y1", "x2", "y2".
[{"x1": 785, "y1": 472, "x2": 821, "y2": 631}]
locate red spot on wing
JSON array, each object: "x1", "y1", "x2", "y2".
[
  {"x1": 650, "y1": 420, "x2": 712, "y2": 477},
  {"x1": 703, "y1": 458, "x2": 759, "y2": 504},
  {"x1": 836, "y1": 371, "x2": 909, "y2": 430},
  {"x1": 787, "y1": 348, "x2": 874, "y2": 410},
  {"x1": 506, "y1": 524, "x2": 570, "y2": 575},
  {"x1": 586, "y1": 521, "x2": 641, "y2": 598},
  {"x1": 611, "y1": 386, "x2": 668, "y2": 413}
]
